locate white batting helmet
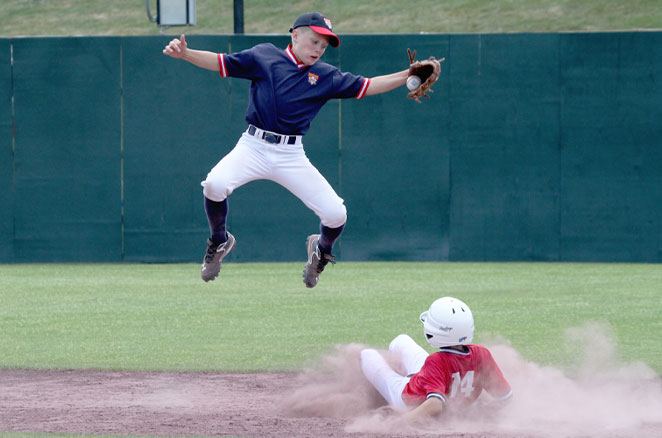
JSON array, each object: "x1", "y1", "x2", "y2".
[{"x1": 420, "y1": 297, "x2": 474, "y2": 348}]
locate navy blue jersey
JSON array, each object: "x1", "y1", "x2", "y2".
[{"x1": 218, "y1": 43, "x2": 369, "y2": 135}]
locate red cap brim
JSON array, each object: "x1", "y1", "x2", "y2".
[{"x1": 309, "y1": 25, "x2": 340, "y2": 47}]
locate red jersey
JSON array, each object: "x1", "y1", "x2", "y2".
[{"x1": 402, "y1": 345, "x2": 511, "y2": 406}]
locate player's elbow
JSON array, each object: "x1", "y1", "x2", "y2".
[
  {"x1": 481, "y1": 389, "x2": 513, "y2": 413},
  {"x1": 494, "y1": 389, "x2": 513, "y2": 403},
  {"x1": 425, "y1": 397, "x2": 444, "y2": 417},
  {"x1": 406, "y1": 396, "x2": 444, "y2": 423}
]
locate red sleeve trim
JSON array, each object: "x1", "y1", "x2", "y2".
[
  {"x1": 218, "y1": 53, "x2": 228, "y2": 77},
  {"x1": 355, "y1": 78, "x2": 370, "y2": 99}
]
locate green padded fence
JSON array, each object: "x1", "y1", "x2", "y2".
[
  {"x1": 121, "y1": 35, "x2": 232, "y2": 262},
  {"x1": 559, "y1": 32, "x2": 662, "y2": 262},
  {"x1": 447, "y1": 33, "x2": 562, "y2": 261},
  {"x1": 339, "y1": 34, "x2": 451, "y2": 261},
  {"x1": 10, "y1": 37, "x2": 122, "y2": 262},
  {"x1": 0, "y1": 39, "x2": 11, "y2": 261},
  {"x1": 0, "y1": 32, "x2": 660, "y2": 263}
]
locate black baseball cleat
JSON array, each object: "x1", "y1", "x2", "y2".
[
  {"x1": 201, "y1": 232, "x2": 236, "y2": 282},
  {"x1": 302, "y1": 234, "x2": 335, "y2": 288}
]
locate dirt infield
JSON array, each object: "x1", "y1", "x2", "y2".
[
  {"x1": 1, "y1": 341, "x2": 661, "y2": 437},
  {"x1": 0, "y1": 369, "x2": 353, "y2": 437}
]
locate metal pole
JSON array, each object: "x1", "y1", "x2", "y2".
[{"x1": 234, "y1": 0, "x2": 244, "y2": 34}]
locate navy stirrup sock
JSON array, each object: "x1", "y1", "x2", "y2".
[
  {"x1": 204, "y1": 197, "x2": 229, "y2": 245},
  {"x1": 318, "y1": 223, "x2": 345, "y2": 254}
]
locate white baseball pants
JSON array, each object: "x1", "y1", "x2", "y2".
[
  {"x1": 360, "y1": 334, "x2": 430, "y2": 410},
  {"x1": 201, "y1": 132, "x2": 347, "y2": 228}
]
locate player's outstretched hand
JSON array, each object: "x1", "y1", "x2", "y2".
[
  {"x1": 406, "y1": 48, "x2": 443, "y2": 103},
  {"x1": 163, "y1": 34, "x2": 188, "y2": 59}
]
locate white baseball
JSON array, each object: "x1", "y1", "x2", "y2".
[{"x1": 406, "y1": 75, "x2": 421, "y2": 91}]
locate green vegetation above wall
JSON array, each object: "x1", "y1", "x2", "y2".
[{"x1": 1, "y1": 0, "x2": 661, "y2": 37}]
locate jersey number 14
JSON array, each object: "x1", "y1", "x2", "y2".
[{"x1": 449, "y1": 371, "x2": 475, "y2": 398}]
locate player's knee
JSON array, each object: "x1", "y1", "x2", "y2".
[
  {"x1": 201, "y1": 178, "x2": 232, "y2": 202},
  {"x1": 389, "y1": 334, "x2": 415, "y2": 353},
  {"x1": 322, "y1": 203, "x2": 347, "y2": 229}
]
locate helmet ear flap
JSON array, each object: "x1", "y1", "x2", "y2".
[{"x1": 420, "y1": 311, "x2": 428, "y2": 323}]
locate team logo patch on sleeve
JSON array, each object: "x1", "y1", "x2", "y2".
[{"x1": 308, "y1": 72, "x2": 319, "y2": 85}]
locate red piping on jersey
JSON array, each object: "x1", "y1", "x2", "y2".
[
  {"x1": 218, "y1": 53, "x2": 228, "y2": 77},
  {"x1": 286, "y1": 45, "x2": 306, "y2": 69},
  {"x1": 356, "y1": 78, "x2": 370, "y2": 99}
]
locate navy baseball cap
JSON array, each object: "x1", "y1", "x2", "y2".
[{"x1": 289, "y1": 12, "x2": 340, "y2": 47}]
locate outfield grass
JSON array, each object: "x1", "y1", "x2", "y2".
[
  {"x1": 1, "y1": 0, "x2": 661, "y2": 37},
  {"x1": 1, "y1": 262, "x2": 660, "y2": 374}
]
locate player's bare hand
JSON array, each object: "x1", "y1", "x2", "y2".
[{"x1": 163, "y1": 34, "x2": 188, "y2": 59}]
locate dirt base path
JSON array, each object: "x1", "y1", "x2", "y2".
[
  {"x1": 0, "y1": 369, "x2": 362, "y2": 437},
  {"x1": 1, "y1": 342, "x2": 661, "y2": 437}
]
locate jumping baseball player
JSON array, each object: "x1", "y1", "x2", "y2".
[
  {"x1": 162, "y1": 12, "x2": 441, "y2": 287},
  {"x1": 360, "y1": 297, "x2": 512, "y2": 422}
]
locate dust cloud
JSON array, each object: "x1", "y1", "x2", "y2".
[
  {"x1": 280, "y1": 323, "x2": 662, "y2": 437},
  {"x1": 280, "y1": 343, "x2": 384, "y2": 419}
]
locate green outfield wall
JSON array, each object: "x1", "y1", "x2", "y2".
[
  {"x1": 0, "y1": 39, "x2": 12, "y2": 262},
  {"x1": 1, "y1": 32, "x2": 660, "y2": 263}
]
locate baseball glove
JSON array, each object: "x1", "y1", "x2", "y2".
[{"x1": 407, "y1": 48, "x2": 444, "y2": 103}]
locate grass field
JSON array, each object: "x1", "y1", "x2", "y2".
[
  {"x1": 1, "y1": 262, "x2": 660, "y2": 375},
  {"x1": 1, "y1": 0, "x2": 661, "y2": 37}
]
